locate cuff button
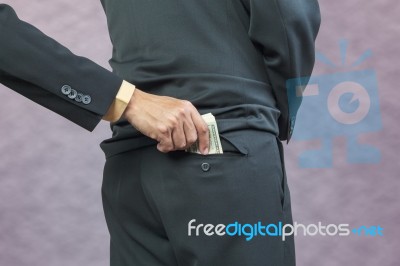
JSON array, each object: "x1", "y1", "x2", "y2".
[
  {"x1": 68, "y1": 89, "x2": 78, "y2": 99},
  {"x1": 75, "y1": 93, "x2": 83, "y2": 103},
  {"x1": 82, "y1": 95, "x2": 92, "y2": 105},
  {"x1": 61, "y1": 85, "x2": 72, "y2": 95}
]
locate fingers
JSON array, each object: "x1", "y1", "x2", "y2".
[
  {"x1": 156, "y1": 105, "x2": 192, "y2": 153},
  {"x1": 171, "y1": 119, "x2": 187, "y2": 150},
  {"x1": 124, "y1": 89, "x2": 208, "y2": 154},
  {"x1": 179, "y1": 101, "x2": 209, "y2": 155},
  {"x1": 157, "y1": 107, "x2": 192, "y2": 152},
  {"x1": 191, "y1": 110, "x2": 209, "y2": 155},
  {"x1": 182, "y1": 115, "x2": 198, "y2": 149},
  {"x1": 157, "y1": 104, "x2": 207, "y2": 154},
  {"x1": 155, "y1": 124, "x2": 173, "y2": 153}
]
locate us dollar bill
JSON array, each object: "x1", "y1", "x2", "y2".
[{"x1": 186, "y1": 113, "x2": 223, "y2": 154}]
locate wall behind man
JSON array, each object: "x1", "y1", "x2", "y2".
[
  {"x1": 285, "y1": 2, "x2": 399, "y2": 266},
  {"x1": 0, "y1": 1, "x2": 113, "y2": 266},
  {"x1": 0, "y1": 1, "x2": 398, "y2": 265}
]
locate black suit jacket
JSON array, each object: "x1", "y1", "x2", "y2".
[
  {"x1": 0, "y1": 1, "x2": 320, "y2": 141},
  {"x1": 0, "y1": 4, "x2": 122, "y2": 131}
]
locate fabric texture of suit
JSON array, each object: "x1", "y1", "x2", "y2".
[
  {"x1": 0, "y1": 0, "x2": 320, "y2": 142},
  {"x1": 0, "y1": 1, "x2": 320, "y2": 265}
]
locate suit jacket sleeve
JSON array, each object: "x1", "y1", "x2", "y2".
[
  {"x1": 242, "y1": 0, "x2": 321, "y2": 140},
  {"x1": 0, "y1": 4, "x2": 123, "y2": 131}
]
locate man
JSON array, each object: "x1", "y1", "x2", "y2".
[{"x1": 0, "y1": 1, "x2": 320, "y2": 265}]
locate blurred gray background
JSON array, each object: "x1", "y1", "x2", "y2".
[{"x1": 0, "y1": 1, "x2": 398, "y2": 265}]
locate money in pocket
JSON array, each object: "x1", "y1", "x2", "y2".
[{"x1": 186, "y1": 113, "x2": 223, "y2": 154}]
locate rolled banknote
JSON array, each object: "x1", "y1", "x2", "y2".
[{"x1": 186, "y1": 113, "x2": 223, "y2": 154}]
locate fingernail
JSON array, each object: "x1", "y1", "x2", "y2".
[{"x1": 203, "y1": 147, "x2": 209, "y2": 155}]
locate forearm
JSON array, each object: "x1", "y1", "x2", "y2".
[
  {"x1": 0, "y1": 4, "x2": 123, "y2": 130},
  {"x1": 0, "y1": 4, "x2": 209, "y2": 152}
]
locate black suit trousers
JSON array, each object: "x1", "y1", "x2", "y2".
[{"x1": 101, "y1": 129, "x2": 295, "y2": 266}]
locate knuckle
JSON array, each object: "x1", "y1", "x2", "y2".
[
  {"x1": 198, "y1": 125, "x2": 208, "y2": 135},
  {"x1": 165, "y1": 144, "x2": 174, "y2": 151},
  {"x1": 158, "y1": 142, "x2": 172, "y2": 153},
  {"x1": 176, "y1": 107, "x2": 186, "y2": 117},
  {"x1": 181, "y1": 100, "x2": 193, "y2": 108},
  {"x1": 157, "y1": 124, "x2": 169, "y2": 135},
  {"x1": 167, "y1": 116, "x2": 179, "y2": 127},
  {"x1": 186, "y1": 134, "x2": 197, "y2": 144},
  {"x1": 176, "y1": 142, "x2": 186, "y2": 149},
  {"x1": 157, "y1": 147, "x2": 168, "y2": 153}
]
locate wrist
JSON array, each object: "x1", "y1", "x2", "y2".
[{"x1": 103, "y1": 80, "x2": 136, "y2": 122}]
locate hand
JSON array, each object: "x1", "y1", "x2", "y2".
[{"x1": 122, "y1": 88, "x2": 209, "y2": 154}]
